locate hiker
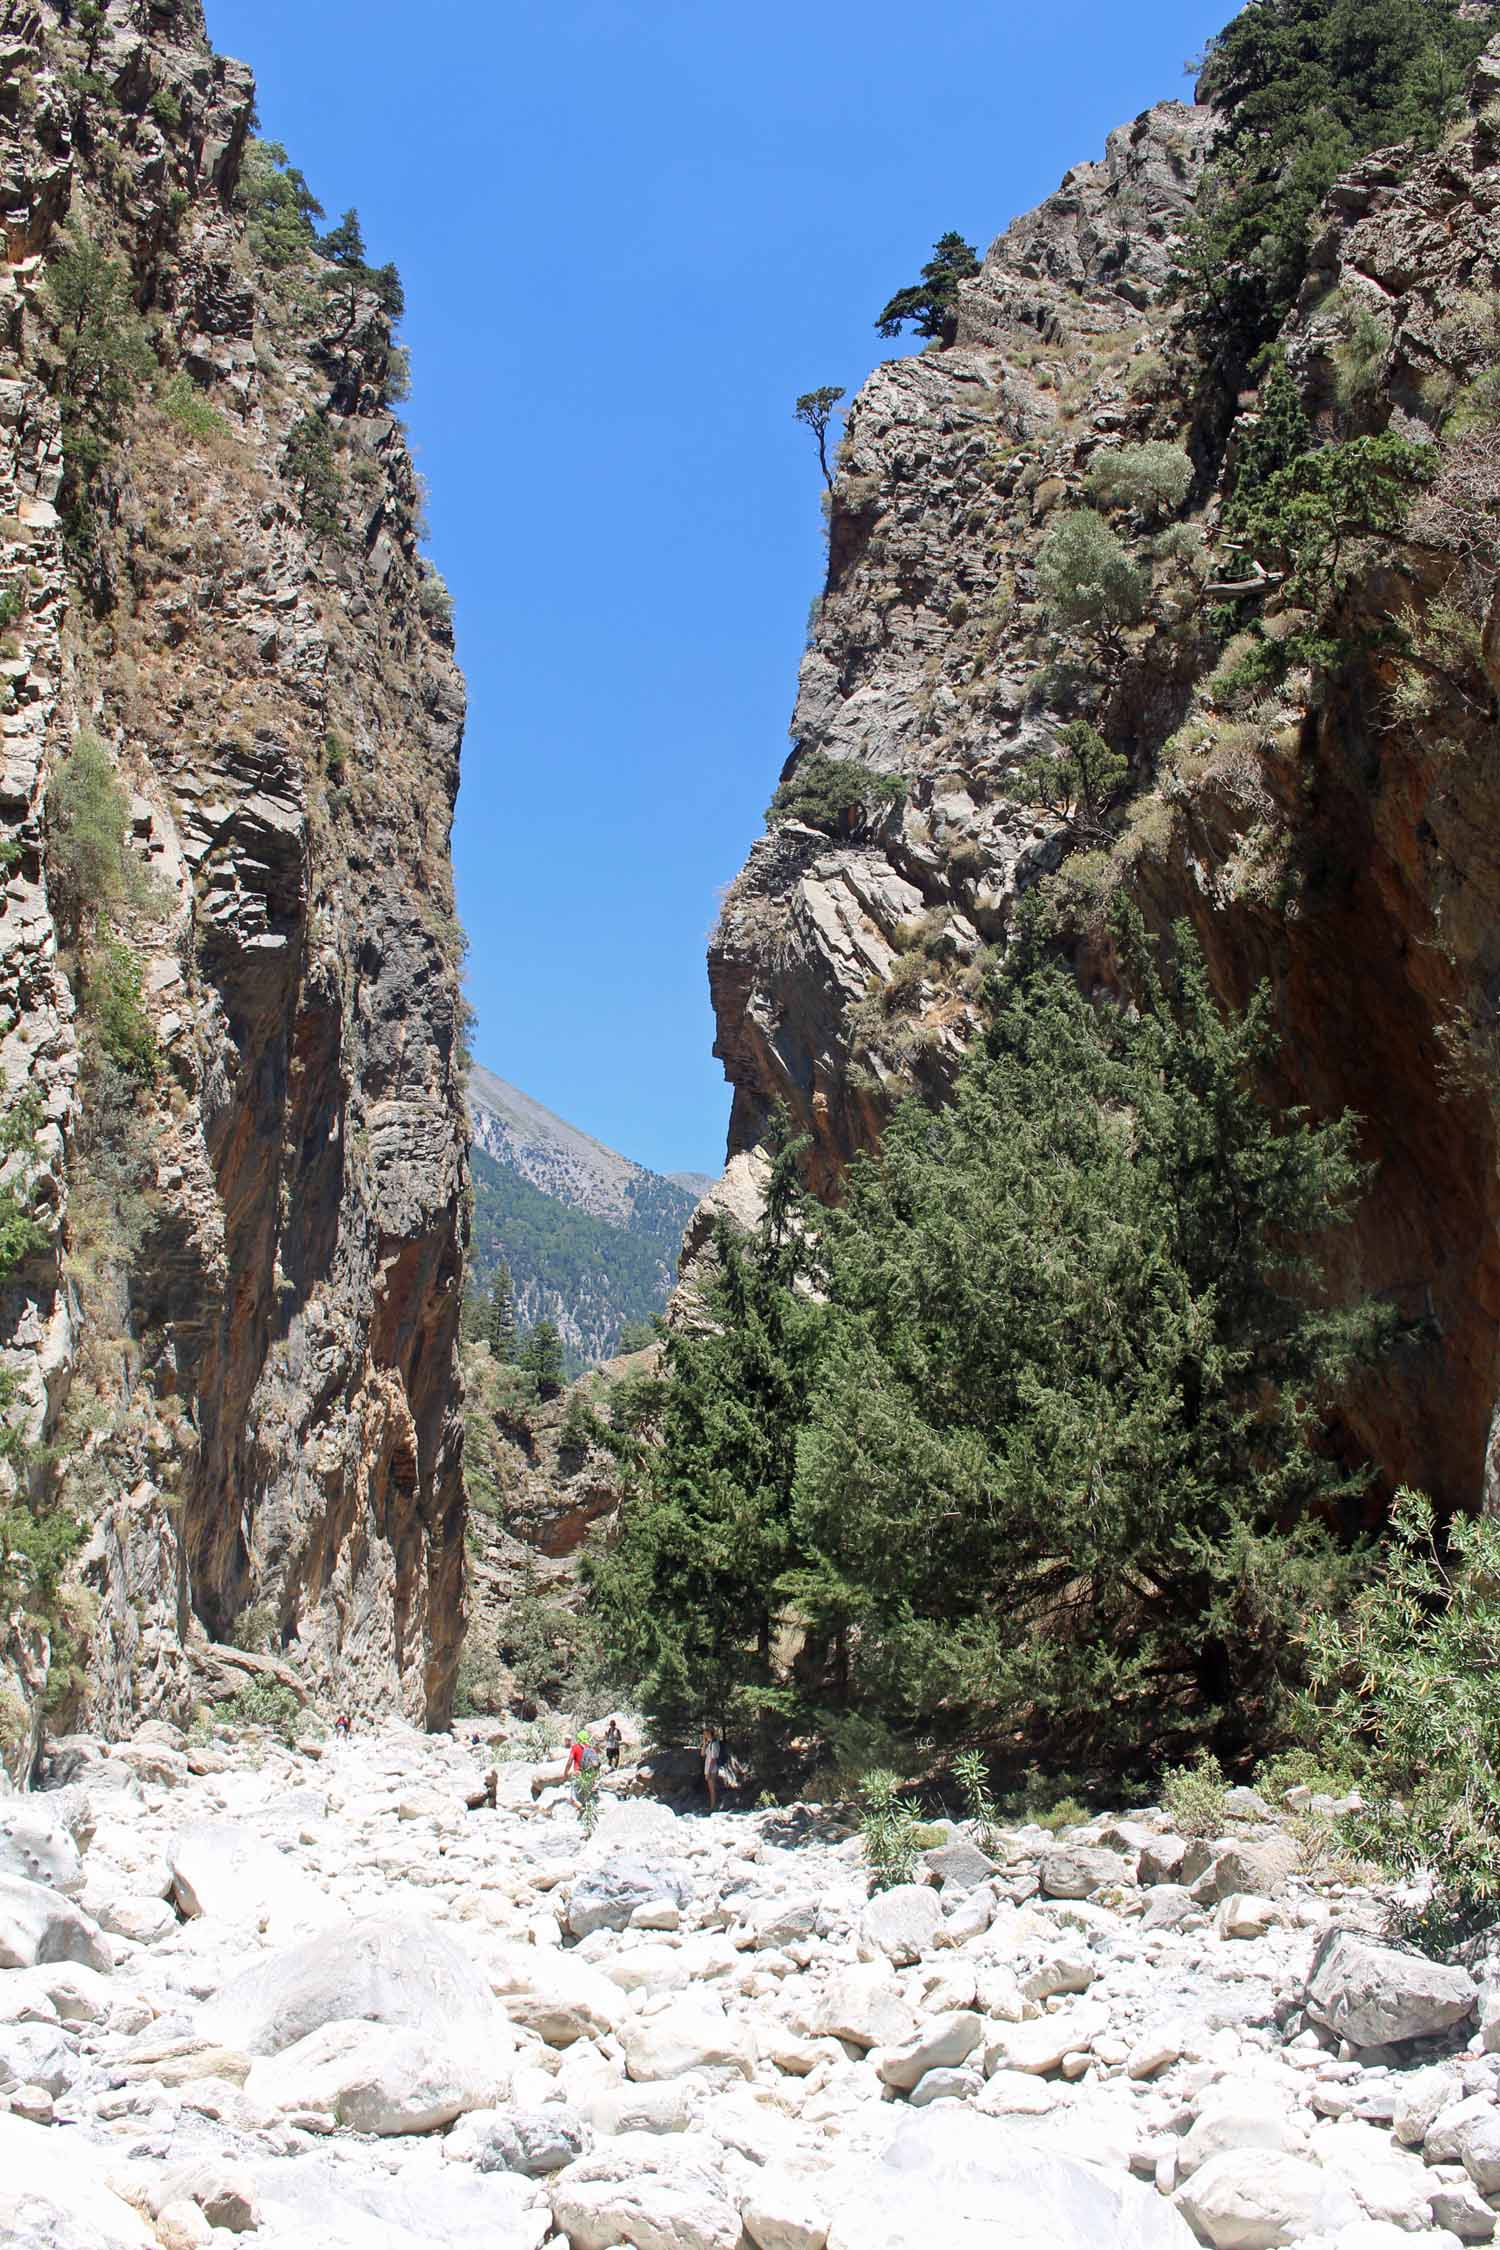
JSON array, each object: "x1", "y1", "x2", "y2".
[
  {"x1": 334, "y1": 1712, "x2": 351, "y2": 1741},
  {"x1": 566, "y1": 1728, "x2": 600, "y2": 1806},
  {"x1": 702, "y1": 1725, "x2": 724, "y2": 1813},
  {"x1": 604, "y1": 1718, "x2": 622, "y2": 1772}
]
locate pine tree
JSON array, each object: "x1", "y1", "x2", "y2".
[
  {"x1": 486, "y1": 1261, "x2": 517, "y2": 1361},
  {"x1": 584, "y1": 1121, "x2": 824, "y2": 1743},
  {"x1": 518, "y1": 1318, "x2": 566, "y2": 1397},
  {"x1": 791, "y1": 908, "x2": 1389, "y2": 1765},
  {"x1": 874, "y1": 232, "x2": 981, "y2": 346}
]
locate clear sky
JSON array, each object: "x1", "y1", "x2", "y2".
[{"x1": 202, "y1": 0, "x2": 1227, "y2": 1178}]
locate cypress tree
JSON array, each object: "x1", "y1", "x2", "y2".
[{"x1": 487, "y1": 1260, "x2": 517, "y2": 1361}]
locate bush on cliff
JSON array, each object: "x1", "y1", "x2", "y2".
[{"x1": 766, "y1": 753, "x2": 905, "y2": 836}]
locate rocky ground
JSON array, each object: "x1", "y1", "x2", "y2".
[{"x1": 2, "y1": 1722, "x2": 1499, "y2": 2249}]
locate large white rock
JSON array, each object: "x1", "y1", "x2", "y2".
[
  {"x1": 487, "y1": 1942, "x2": 626, "y2": 2045},
  {"x1": 1315, "y1": 2116, "x2": 1436, "y2": 2229},
  {"x1": 1304, "y1": 1929, "x2": 1476, "y2": 2049},
  {"x1": 168, "y1": 1819, "x2": 330, "y2": 1932},
  {"x1": 1391, "y1": 2063, "x2": 1461, "y2": 2147},
  {"x1": 743, "y1": 2164, "x2": 831, "y2": 2250},
  {"x1": 0, "y1": 2110, "x2": 154, "y2": 2246},
  {"x1": 202, "y1": 1912, "x2": 508, "y2": 2070},
  {"x1": 1038, "y1": 1845, "x2": 1135, "y2": 1899},
  {"x1": 567, "y1": 1855, "x2": 692, "y2": 1937},
  {"x1": 0, "y1": 1871, "x2": 111, "y2": 1972},
  {"x1": 877, "y1": 2009, "x2": 982, "y2": 2092},
  {"x1": 245, "y1": 2017, "x2": 497, "y2": 2134},
  {"x1": 823, "y1": 2106, "x2": 1196, "y2": 2249},
  {"x1": 622, "y1": 1994, "x2": 755, "y2": 2083},
  {"x1": 1175, "y1": 2149, "x2": 1362, "y2": 2248},
  {"x1": 859, "y1": 1884, "x2": 943, "y2": 1965},
  {"x1": 814, "y1": 1963, "x2": 918, "y2": 2051},
  {"x1": 0, "y1": 1803, "x2": 84, "y2": 1896},
  {"x1": 985, "y1": 2005, "x2": 1108, "y2": 2077},
  {"x1": 1176, "y1": 2091, "x2": 1305, "y2": 2179},
  {"x1": 550, "y1": 2138, "x2": 742, "y2": 2250}
]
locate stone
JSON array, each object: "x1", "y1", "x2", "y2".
[
  {"x1": 1176, "y1": 2093, "x2": 1305, "y2": 2180},
  {"x1": 168, "y1": 1819, "x2": 328, "y2": 1930},
  {"x1": 201, "y1": 1911, "x2": 509, "y2": 2082},
  {"x1": 567, "y1": 1855, "x2": 692, "y2": 1937},
  {"x1": 1217, "y1": 1893, "x2": 1276, "y2": 1939},
  {"x1": 551, "y1": 2140, "x2": 742, "y2": 2250},
  {"x1": 909, "y1": 2064, "x2": 983, "y2": 2105},
  {"x1": 1175, "y1": 2149, "x2": 1362, "y2": 2247},
  {"x1": 1039, "y1": 1845, "x2": 1134, "y2": 1898},
  {"x1": 244, "y1": 2016, "x2": 498, "y2": 2134},
  {"x1": 742, "y1": 2165, "x2": 831, "y2": 2250},
  {"x1": 0, "y1": 2021, "x2": 76, "y2": 2096},
  {"x1": 922, "y1": 1838, "x2": 999, "y2": 1893},
  {"x1": 0, "y1": 2112, "x2": 154, "y2": 2246},
  {"x1": 1305, "y1": 1930, "x2": 1477, "y2": 2050},
  {"x1": 985, "y1": 2005, "x2": 1106, "y2": 2076},
  {"x1": 0, "y1": 1872, "x2": 112, "y2": 1972},
  {"x1": 1138, "y1": 1836, "x2": 1189, "y2": 1885},
  {"x1": 1426, "y1": 2173, "x2": 1496, "y2": 2242},
  {"x1": 859, "y1": 1883, "x2": 943, "y2": 1965},
  {"x1": 153, "y1": 2159, "x2": 259, "y2": 2234},
  {"x1": 1141, "y1": 1884, "x2": 1198, "y2": 1931},
  {"x1": 1392, "y1": 2065, "x2": 1462, "y2": 2146},
  {"x1": 815, "y1": 1963, "x2": 917, "y2": 2050},
  {"x1": 1425, "y1": 2094, "x2": 1495, "y2": 2166},
  {"x1": 876, "y1": 2009, "x2": 983, "y2": 2091},
  {"x1": 156, "y1": 2200, "x2": 213, "y2": 2250},
  {"x1": 488, "y1": 1944, "x2": 626, "y2": 2045},
  {"x1": 585, "y1": 2079, "x2": 699, "y2": 2136},
  {"x1": 0, "y1": 1804, "x2": 84, "y2": 1896},
  {"x1": 1195, "y1": 1838, "x2": 1300, "y2": 1904},
  {"x1": 622, "y1": 1994, "x2": 755, "y2": 2082},
  {"x1": 1452, "y1": 2103, "x2": 1500, "y2": 2194},
  {"x1": 823, "y1": 2105, "x2": 1198, "y2": 2249},
  {"x1": 463, "y1": 2105, "x2": 591, "y2": 2176},
  {"x1": 96, "y1": 1894, "x2": 177, "y2": 1945}
]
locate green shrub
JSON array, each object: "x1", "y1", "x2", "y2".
[
  {"x1": 1086, "y1": 442, "x2": 1192, "y2": 521},
  {"x1": 1161, "y1": 1750, "x2": 1228, "y2": 1839},
  {"x1": 47, "y1": 731, "x2": 138, "y2": 932},
  {"x1": 160, "y1": 371, "x2": 226, "y2": 441},
  {"x1": 1035, "y1": 509, "x2": 1146, "y2": 645},
  {"x1": 859, "y1": 1769, "x2": 923, "y2": 1890},
  {"x1": 0, "y1": 1495, "x2": 83, "y2": 1609},
  {"x1": 239, "y1": 139, "x2": 323, "y2": 272},
  {"x1": 0, "y1": 582, "x2": 22, "y2": 630},
  {"x1": 283, "y1": 411, "x2": 343, "y2": 540},
  {"x1": 952, "y1": 1747, "x2": 1002, "y2": 1856},
  {"x1": 1230, "y1": 434, "x2": 1436, "y2": 604},
  {"x1": 1308, "y1": 1488, "x2": 1500, "y2": 1947},
  {"x1": 214, "y1": 1680, "x2": 303, "y2": 1740},
  {"x1": 42, "y1": 226, "x2": 153, "y2": 488},
  {"x1": 88, "y1": 925, "x2": 157, "y2": 1084},
  {"x1": 766, "y1": 753, "x2": 905, "y2": 834},
  {"x1": 418, "y1": 563, "x2": 454, "y2": 627},
  {"x1": 148, "y1": 86, "x2": 183, "y2": 132}
]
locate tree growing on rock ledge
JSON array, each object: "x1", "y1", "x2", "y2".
[{"x1": 874, "y1": 232, "x2": 981, "y2": 347}]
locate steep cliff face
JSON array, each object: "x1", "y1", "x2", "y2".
[
  {"x1": 708, "y1": 51, "x2": 1500, "y2": 1513},
  {"x1": 0, "y1": 0, "x2": 468, "y2": 1767}
]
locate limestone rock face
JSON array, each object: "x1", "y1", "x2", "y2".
[
  {"x1": 699, "y1": 41, "x2": 1500, "y2": 1527},
  {"x1": 0, "y1": 0, "x2": 468, "y2": 1751}
]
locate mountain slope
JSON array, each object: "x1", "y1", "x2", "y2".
[{"x1": 467, "y1": 1068, "x2": 701, "y2": 1367}]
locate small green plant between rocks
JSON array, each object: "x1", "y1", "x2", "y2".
[{"x1": 859, "y1": 1768, "x2": 923, "y2": 1892}]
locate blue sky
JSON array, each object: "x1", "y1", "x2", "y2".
[{"x1": 202, "y1": 0, "x2": 1227, "y2": 1177}]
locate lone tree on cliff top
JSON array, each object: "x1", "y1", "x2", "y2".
[
  {"x1": 874, "y1": 231, "x2": 981, "y2": 346},
  {"x1": 794, "y1": 387, "x2": 845, "y2": 491}
]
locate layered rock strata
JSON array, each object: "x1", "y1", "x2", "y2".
[{"x1": 0, "y1": 0, "x2": 468, "y2": 1759}]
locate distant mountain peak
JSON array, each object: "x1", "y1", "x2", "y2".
[{"x1": 466, "y1": 1064, "x2": 707, "y2": 1369}]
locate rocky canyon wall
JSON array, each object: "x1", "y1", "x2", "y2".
[
  {"x1": 708, "y1": 49, "x2": 1500, "y2": 1516},
  {"x1": 0, "y1": 0, "x2": 469, "y2": 1770}
]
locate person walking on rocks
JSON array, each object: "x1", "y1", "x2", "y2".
[
  {"x1": 604, "y1": 1718, "x2": 622, "y2": 1772},
  {"x1": 702, "y1": 1725, "x2": 724, "y2": 1813}
]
